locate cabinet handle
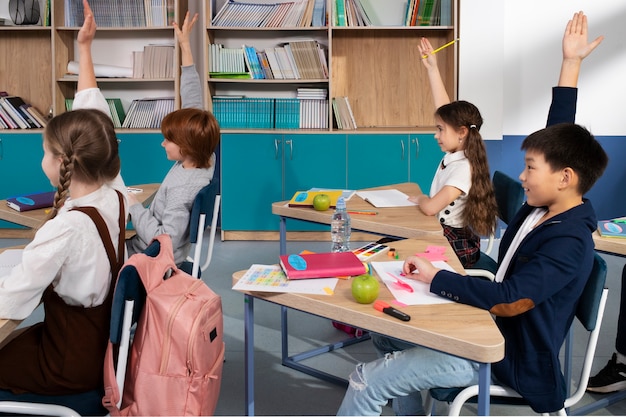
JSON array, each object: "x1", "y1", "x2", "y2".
[
  {"x1": 274, "y1": 138, "x2": 281, "y2": 159},
  {"x1": 286, "y1": 139, "x2": 293, "y2": 160},
  {"x1": 412, "y1": 138, "x2": 420, "y2": 159},
  {"x1": 401, "y1": 139, "x2": 405, "y2": 160}
]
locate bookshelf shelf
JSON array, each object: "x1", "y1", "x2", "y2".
[{"x1": 202, "y1": 0, "x2": 458, "y2": 133}]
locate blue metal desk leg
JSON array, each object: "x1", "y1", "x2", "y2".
[
  {"x1": 279, "y1": 216, "x2": 287, "y2": 256},
  {"x1": 245, "y1": 294, "x2": 255, "y2": 416},
  {"x1": 477, "y1": 362, "x2": 491, "y2": 416}
]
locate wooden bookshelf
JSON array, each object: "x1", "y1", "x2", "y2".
[
  {"x1": 202, "y1": 0, "x2": 458, "y2": 133},
  {"x1": 0, "y1": 0, "x2": 188, "y2": 131}
]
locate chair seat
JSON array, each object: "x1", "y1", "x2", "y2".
[
  {"x1": 0, "y1": 389, "x2": 107, "y2": 416},
  {"x1": 429, "y1": 387, "x2": 529, "y2": 406}
]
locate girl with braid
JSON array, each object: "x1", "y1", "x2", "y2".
[{"x1": 0, "y1": 1, "x2": 127, "y2": 413}]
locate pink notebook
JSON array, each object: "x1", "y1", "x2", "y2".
[{"x1": 279, "y1": 251, "x2": 366, "y2": 280}]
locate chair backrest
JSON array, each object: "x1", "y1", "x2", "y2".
[
  {"x1": 188, "y1": 179, "x2": 220, "y2": 244},
  {"x1": 492, "y1": 170, "x2": 525, "y2": 225},
  {"x1": 186, "y1": 179, "x2": 221, "y2": 278}
]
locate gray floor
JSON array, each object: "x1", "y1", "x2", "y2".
[{"x1": 3, "y1": 235, "x2": 626, "y2": 416}]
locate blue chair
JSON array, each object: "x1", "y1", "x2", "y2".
[
  {"x1": 0, "y1": 242, "x2": 162, "y2": 417},
  {"x1": 425, "y1": 252, "x2": 609, "y2": 416},
  {"x1": 465, "y1": 171, "x2": 525, "y2": 280},
  {"x1": 181, "y1": 179, "x2": 221, "y2": 278}
]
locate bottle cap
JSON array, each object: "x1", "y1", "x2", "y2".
[{"x1": 336, "y1": 196, "x2": 346, "y2": 210}]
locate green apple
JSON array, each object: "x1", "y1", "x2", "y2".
[
  {"x1": 351, "y1": 274, "x2": 380, "y2": 304},
  {"x1": 313, "y1": 193, "x2": 331, "y2": 211}
]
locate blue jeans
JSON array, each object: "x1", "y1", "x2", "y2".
[{"x1": 337, "y1": 334, "x2": 481, "y2": 416}]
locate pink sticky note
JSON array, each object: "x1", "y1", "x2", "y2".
[{"x1": 414, "y1": 245, "x2": 449, "y2": 262}]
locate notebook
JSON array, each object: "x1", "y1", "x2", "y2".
[
  {"x1": 287, "y1": 190, "x2": 343, "y2": 208},
  {"x1": 356, "y1": 189, "x2": 417, "y2": 208},
  {"x1": 279, "y1": 251, "x2": 366, "y2": 279},
  {"x1": 7, "y1": 191, "x2": 55, "y2": 212}
]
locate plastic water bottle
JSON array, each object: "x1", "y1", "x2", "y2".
[{"x1": 331, "y1": 197, "x2": 351, "y2": 252}]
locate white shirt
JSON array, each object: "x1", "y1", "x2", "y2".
[
  {"x1": 0, "y1": 87, "x2": 128, "y2": 320},
  {"x1": 430, "y1": 151, "x2": 471, "y2": 228}
]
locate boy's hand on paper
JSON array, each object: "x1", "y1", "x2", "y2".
[{"x1": 403, "y1": 256, "x2": 440, "y2": 285}]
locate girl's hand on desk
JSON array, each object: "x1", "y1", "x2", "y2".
[{"x1": 403, "y1": 256, "x2": 440, "y2": 285}]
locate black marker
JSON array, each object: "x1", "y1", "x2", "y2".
[{"x1": 374, "y1": 300, "x2": 411, "y2": 321}]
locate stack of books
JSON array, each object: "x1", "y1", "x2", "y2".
[
  {"x1": 122, "y1": 97, "x2": 174, "y2": 129},
  {"x1": 212, "y1": 0, "x2": 326, "y2": 28},
  {"x1": 211, "y1": 93, "x2": 329, "y2": 130},
  {"x1": 0, "y1": 93, "x2": 47, "y2": 129},
  {"x1": 334, "y1": 0, "x2": 452, "y2": 27},
  {"x1": 332, "y1": 97, "x2": 357, "y2": 130},
  {"x1": 64, "y1": 0, "x2": 175, "y2": 28},
  {"x1": 66, "y1": 98, "x2": 126, "y2": 128},
  {"x1": 209, "y1": 42, "x2": 327, "y2": 81}
]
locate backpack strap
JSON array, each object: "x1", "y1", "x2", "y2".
[{"x1": 71, "y1": 190, "x2": 126, "y2": 281}]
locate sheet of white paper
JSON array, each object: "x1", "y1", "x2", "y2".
[
  {"x1": 0, "y1": 249, "x2": 23, "y2": 277},
  {"x1": 356, "y1": 189, "x2": 417, "y2": 208},
  {"x1": 371, "y1": 261, "x2": 455, "y2": 305},
  {"x1": 232, "y1": 264, "x2": 338, "y2": 295}
]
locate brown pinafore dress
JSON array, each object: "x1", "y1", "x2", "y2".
[{"x1": 0, "y1": 192, "x2": 125, "y2": 395}]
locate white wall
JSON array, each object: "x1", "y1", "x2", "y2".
[{"x1": 459, "y1": 1, "x2": 626, "y2": 139}]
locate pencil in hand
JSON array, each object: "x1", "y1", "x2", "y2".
[{"x1": 422, "y1": 38, "x2": 459, "y2": 59}]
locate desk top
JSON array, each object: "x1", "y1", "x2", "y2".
[
  {"x1": 272, "y1": 183, "x2": 442, "y2": 238},
  {"x1": 593, "y1": 231, "x2": 626, "y2": 257},
  {"x1": 232, "y1": 237, "x2": 505, "y2": 364},
  {"x1": 0, "y1": 183, "x2": 159, "y2": 230}
]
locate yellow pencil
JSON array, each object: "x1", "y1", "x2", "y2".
[{"x1": 422, "y1": 38, "x2": 459, "y2": 59}]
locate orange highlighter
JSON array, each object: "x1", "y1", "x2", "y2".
[{"x1": 374, "y1": 300, "x2": 411, "y2": 321}]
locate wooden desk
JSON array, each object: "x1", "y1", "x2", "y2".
[
  {"x1": 593, "y1": 231, "x2": 626, "y2": 257},
  {"x1": 0, "y1": 184, "x2": 159, "y2": 238},
  {"x1": 272, "y1": 182, "x2": 442, "y2": 254},
  {"x1": 233, "y1": 237, "x2": 505, "y2": 416}
]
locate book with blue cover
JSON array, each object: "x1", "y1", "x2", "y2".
[
  {"x1": 7, "y1": 191, "x2": 55, "y2": 212},
  {"x1": 597, "y1": 219, "x2": 626, "y2": 238}
]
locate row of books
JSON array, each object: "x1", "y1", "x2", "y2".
[
  {"x1": 64, "y1": 0, "x2": 175, "y2": 27},
  {"x1": 210, "y1": 41, "x2": 328, "y2": 80},
  {"x1": 332, "y1": 96, "x2": 357, "y2": 130},
  {"x1": 212, "y1": 0, "x2": 326, "y2": 28},
  {"x1": 334, "y1": 0, "x2": 451, "y2": 27},
  {"x1": 139, "y1": 44, "x2": 175, "y2": 79},
  {"x1": 212, "y1": 96, "x2": 328, "y2": 130},
  {"x1": 66, "y1": 98, "x2": 126, "y2": 128},
  {"x1": 122, "y1": 97, "x2": 174, "y2": 129},
  {"x1": 0, "y1": 93, "x2": 47, "y2": 129}
]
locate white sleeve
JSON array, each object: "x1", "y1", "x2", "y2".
[{"x1": 73, "y1": 87, "x2": 110, "y2": 117}]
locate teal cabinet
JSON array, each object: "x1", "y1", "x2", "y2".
[
  {"x1": 117, "y1": 133, "x2": 171, "y2": 185},
  {"x1": 221, "y1": 133, "x2": 282, "y2": 231},
  {"x1": 347, "y1": 134, "x2": 409, "y2": 189},
  {"x1": 409, "y1": 134, "x2": 444, "y2": 194},
  {"x1": 221, "y1": 133, "x2": 347, "y2": 232},
  {"x1": 0, "y1": 133, "x2": 51, "y2": 228}
]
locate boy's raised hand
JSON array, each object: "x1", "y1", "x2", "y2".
[{"x1": 563, "y1": 11, "x2": 604, "y2": 63}]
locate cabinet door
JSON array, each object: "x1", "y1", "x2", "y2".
[
  {"x1": 347, "y1": 134, "x2": 409, "y2": 189},
  {"x1": 283, "y1": 134, "x2": 347, "y2": 231},
  {"x1": 408, "y1": 134, "x2": 444, "y2": 194},
  {"x1": 221, "y1": 134, "x2": 283, "y2": 231},
  {"x1": 0, "y1": 133, "x2": 51, "y2": 228},
  {"x1": 0, "y1": 134, "x2": 50, "y2": 198},
  {"x1": 117, "y1": 133, "x2": 171, "y2": 185}
]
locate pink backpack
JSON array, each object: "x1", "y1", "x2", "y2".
[{"x1": 102, "y1": 234, "x2": 224, "y2": 416}]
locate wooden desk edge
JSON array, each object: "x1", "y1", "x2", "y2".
[
  {"x1": 231, "y1": 270, "x2": 504, "y2": 364},
  {"x1": 593, "y1": 231, "x2": 626, "y2": 257}
]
